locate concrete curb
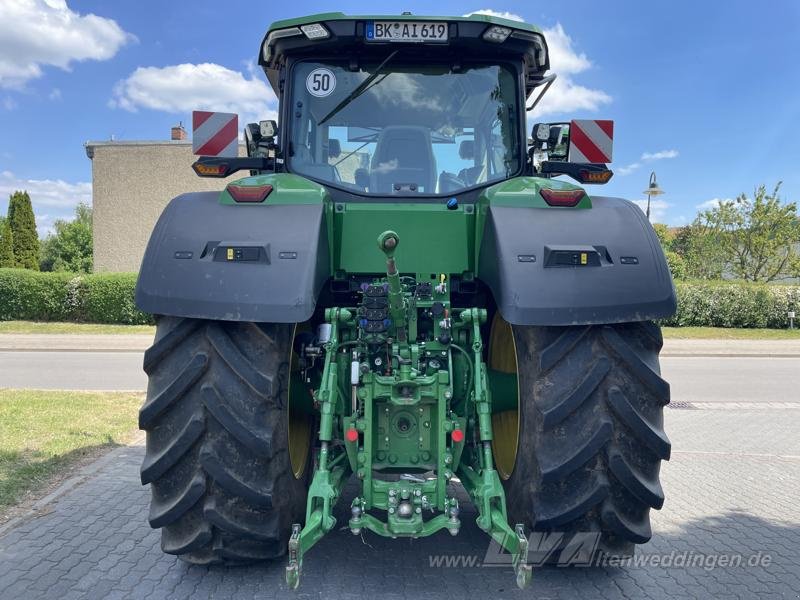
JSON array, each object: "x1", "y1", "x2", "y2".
[
  {"x1": 0, "y1": 334, "x2": 152, "y2": 352},
  {"x1": 1, "y1": 333, "x2": 800, "y2": 356}
]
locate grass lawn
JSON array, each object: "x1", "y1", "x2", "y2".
[
  {"x1": 0, "y1": 390, "x2": 142, "y2": 513},
  {"x1": 0, "y1": 321, "x2": 155, "y2": 335},
  {"x1": 661, "y1": 327, "x2": 800, "y2": 340}
]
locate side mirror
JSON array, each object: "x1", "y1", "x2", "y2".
[
  {"x1": 245, "y1": 121, "x2": 278, "y2": 162},
  {"x1": 354, "y1": 168, "x2": 370, "y2": 189},
  {"x1": 547, "y1": 123, "x2": 570, "y2": 161},
  {"x1": 531, "y1": 122, "x2": 570, "y2": 161},
  {"x1": 244, "y1": 123, "x2": 262, "y2": 157},
  {"x1": 328, "y1": 138, "x2": 342, "y2": 159},
  {"x1": 260, "y1": 119, "x2": 278, "y2": 138}
]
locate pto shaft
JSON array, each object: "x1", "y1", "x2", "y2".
[{"x1": 377, "y1": 230, "x2": 406, "y2": 342}]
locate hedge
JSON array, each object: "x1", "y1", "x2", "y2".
[
  {"x1": 662, "y1": 280, "x2": 799, "y2": 328},
  {"x1": 0, "y1": 269, "x2": 153, "y2": 325},
  {"x1": 1, "y1": 268, "x2": 798, "y2": 328}
]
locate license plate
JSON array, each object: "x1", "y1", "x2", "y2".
[{"x1": 366, "y1": 21, "x2": 448, "y2": 43}]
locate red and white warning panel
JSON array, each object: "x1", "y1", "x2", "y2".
[
  {"x1": 192, "y1": 111, "x2": 239, "y2": 157},
  {"x1": 568, "y1": 119, "x2": 614, "y2": 164}
]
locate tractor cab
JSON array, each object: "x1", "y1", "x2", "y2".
[
  {"x1": 257, "y1": 13, "x2": 548, "y2": 198},
  {"x1": 195, "y1": 13, "x2": 611, "y2": 191},
  {"x1": 264, "y1": 14, "x2": 618, "y2": 190}
]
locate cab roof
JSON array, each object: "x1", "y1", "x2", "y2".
[
  {"x1": 259, "y1": 12, "x2": 550, "y2": 99},
  {"x1": 267, "y1": 12, "x2": 541, "y2": 35}
]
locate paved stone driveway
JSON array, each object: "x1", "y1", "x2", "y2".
[{"x1": 1, "y1": 405, "x2": 799, "y2": 600}]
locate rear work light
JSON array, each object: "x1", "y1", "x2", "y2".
[
  {"x1": 301, "y1": 23, "x2": 330, "y2": 39},
  {"x1": 483, "y1": 25, "x2": 512, "y2": 43},
  {"x1": 226, "y1": 184, "x2": 273, "y2": 203},
  {"x1": 540, "y1": 188, "x2": 586, "y2": 207}
]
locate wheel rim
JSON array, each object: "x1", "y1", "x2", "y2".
[
  {"x1": 487, "y1": 312, "x2": 520, "y2": 480},
  {"x1": 288, "y1": 324, "x2": 313, "y2": 479}
]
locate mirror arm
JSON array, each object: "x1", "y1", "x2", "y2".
[
  {"x1": 539, "y1": 161, "x2": 613, "y2": 185},
  {"x1": 192, "y1": 156, "x2": 275, "y2": 178},
  {"x1": 525, "y1": 73, "x2": 557, "y2": 112}
]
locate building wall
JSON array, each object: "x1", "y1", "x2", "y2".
[{"x1": 89, "y1": 141, "x2": 245, "y2": 272}]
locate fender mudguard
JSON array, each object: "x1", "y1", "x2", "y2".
[
  {"x1": 479, "y1": 196, "x2": 676, "y2": 326},
  {"x1": 135, "y1": 192, "x2": 330, "y2": 322}
]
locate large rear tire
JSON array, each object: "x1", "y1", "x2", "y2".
[
  {"x1": 489, "y1": 317, "x2": 671, "y2": 564},
  {"x1": 139, "y1": 317, "x2": 309, "y2": 565}
]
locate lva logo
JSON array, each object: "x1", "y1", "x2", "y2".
[{"x1": 482, "y1": 532, "x2": 602, "y2": 567}]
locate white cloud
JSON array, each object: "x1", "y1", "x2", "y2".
[
  {"x1": 632, "y1": 199, "x2": 670, "y2": 223},
  {"x1": 617, "y1": 149, "x2": 679, "y2": 177},
  {"x1": 111, "y1": 62, "x2": 277, "y2": 126},
  {"x1": 617, "y1": 162, "x2": 641, "y2": 176},
  {"x1": 0, "y1": 0, "x2": 134, "y2": 89},
  {"x1": 0, "y1": 170, "x2": 91, "y2": 236},
  {"x1": 464, "y1": 9, "x2": 524, "y2": 22},
  {"x1": 696, "y1": 198, "x2": 732, "y2": 211},
  {"x1": 529, "y1": 24, "x2": 611, "y2": 117},
  {"x1": 542, "y1": 23, "x2": 592, "y2": 76},
  {"x1": 48, "y1": 87, "x2": 62, "y2": 101},
  {"x1": 642, "y1": 149, "x2": 678, "y2": 161}
]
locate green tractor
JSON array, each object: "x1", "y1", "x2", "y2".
[{"x1": 135, "y1": 12, "x2": 675, "y2": 590}]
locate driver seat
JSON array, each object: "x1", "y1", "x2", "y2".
[{"x1": 370, "y1": 126, "x2": 436, "y2": 193}]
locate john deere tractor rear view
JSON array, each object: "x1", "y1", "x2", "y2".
[{"x1": 135, "y1": 12, "x2": 676, "y2": 590}]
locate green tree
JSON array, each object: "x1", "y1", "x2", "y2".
[
  {"x1": 7, "y1": 191, "x2": 40, "y2": 270},
  {"x1": 651, "y1": 223, "x2": 674, "y2": 251},
  {"x1": 40, "y1": 203, "x2": 93, "y2": 273},
  {"x1": 664, "y1": 250, "x2": 687, "y2": 280},
  {"x1": 697, "y1": 183, "x2": 800, "y2": 282},
  {"x1": 0, "y1": 217, "x2": 14, "y2": 268},
  {"x1": 672, "y1": 222, "x2": 727, "y2": 279}
]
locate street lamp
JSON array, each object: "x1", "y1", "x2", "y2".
[{"x1": 642, "y1": 171, "x2": 664, "y2": 220}]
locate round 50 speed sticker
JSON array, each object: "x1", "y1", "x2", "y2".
[{"x1": 306, "y1": 68, "x2": 336, "y2": 97}]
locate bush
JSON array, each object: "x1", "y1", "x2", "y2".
[
  {"x1": 0, "y1": 268, "x2": 153, "y2": 325},
  {"x1": 664, "y1": 251, "x2": 687, "y2": 281},
  {"x1": 1, "y1": 269, "x2": 798, "y2": 329},
  {"x1": 80, "y1": 273, "x2": 148, "y2": 324},
  {"x1": 661, "y1": 281, "x2": 800, "y2": 328},
  {"x1": 0, "y1": 269, "x2": 74, "y2": 321}
]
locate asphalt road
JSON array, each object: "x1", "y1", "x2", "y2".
[
  {"x1": 664, "y1": 356, "x2": 800, "y2": 404},
  {"x1": 0, "y1": 351, "x2": 146, "y2": 391},
  {"x1": 1, "y1": 351, "x2": 799, "y2": 404}
]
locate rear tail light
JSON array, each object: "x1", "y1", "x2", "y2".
[
  {"x1": 540, "y1": 188, "x2": 585, "y2": 207},
  {"x1": 227, "y1": 184, "x2": 273, "y2": 203}
]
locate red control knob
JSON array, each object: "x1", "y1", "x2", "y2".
[
  {"x1": 346, "y1": 428, "x2": 359, "y2": 443},
  {"x1": 451, "y1": 429, "x2": 464, "y2": 443}
]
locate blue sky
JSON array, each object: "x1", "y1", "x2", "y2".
[{"x1": 1, "y1": 0, "x2": 798, "y2": 234}]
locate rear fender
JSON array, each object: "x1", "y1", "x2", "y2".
[
  {"x1": 478, "y1": 195, "x2": 676, "y2": 326},
  {"x1": 135, "y1": 190, "x2": 330, "y2": 322}
]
